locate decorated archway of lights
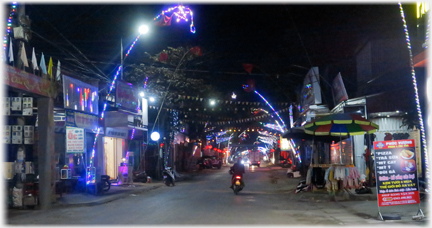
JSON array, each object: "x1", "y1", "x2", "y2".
[
  {"x1": 247, "y1": 88, "x2": 287, "y2": 132},
  {"x1": 399, "y1": 2, "x2": 429, "y2": 185},
  {"x1": 87, "y1": 5, "x2": 196, "y2": 185}
]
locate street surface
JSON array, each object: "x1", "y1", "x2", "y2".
[{"x1": 5, "y1": 162, "x2": 429, "y2": 226}]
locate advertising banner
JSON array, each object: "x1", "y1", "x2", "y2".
[
  {"x1": 332, "y1": 72, "x2": 349, "y2": 105},
  {"x1": 300, "y1": 67, "x2": 322, "y2": 111},
  {"x1": 373, "y1": 139, "x2": 420, "y2": 207},
  {"x1": 116, "y1": 80, "x2": 138, "y2": 112},
  {"x1": 63, "y1": 75, "x2": 99, "y2": 115},
  {"x1": 66, "y1": 127, "x2": 85, "y2": 153}
]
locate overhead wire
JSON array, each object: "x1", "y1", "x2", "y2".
[
  {"x1": 30, "y1": 6, "x2": 110, "y2": 81},
  {"x1": 29, "y1": 29, "x2": 109, "y2": 81}
]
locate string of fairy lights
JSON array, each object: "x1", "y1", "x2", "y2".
[
  {"x1": 3, "y1": 2, "x2": 17, "y2": 52},
  {"x1": 398, "y1": 2, "x2": 429, "y2": 184},
  {"x1": 289, "y1": 105, "x2": 294, "y2": 128},
  {"x1": 131, "y1": 77, "x2": 149, "y2": 140},
  {"x1": 154, "y1": 5, "x2": 196, "y2": 33},
  {"x1": 253, "y1": 90, "x2": 287, "y2": 132}
]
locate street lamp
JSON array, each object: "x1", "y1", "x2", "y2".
[
  {"x1": 151, "y1": 132, "x2": 160, "y2": 141},
  {"x1": 149, "y1": 97, "x2": 155, "y2": 102},
  {"x1": 139, "y1": 91, "x2": 145, "y2": 97},
  {"x1": 139, "y1": 25, "x2": 149, "y2": 35}
]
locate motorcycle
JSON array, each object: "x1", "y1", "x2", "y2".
[
  {"x1": 100, "y1": 175, "x2": 111, "y2": 192},
  {"x1": 229, "y1": 169, "x2": 244, "y2": 194},
  {"x1": 133, "y1": 170, "x2": 148, "y2": 183},
  {"x1": 163, "y1": 167, "x2": 175, "y2": 186}
]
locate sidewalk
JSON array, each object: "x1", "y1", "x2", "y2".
[
  {"x1": 51, "y1": 172, "x2": 195, "y2": 208},
  {"x1": 52, "y1": 181, "x2": 164, "y2": 208}
]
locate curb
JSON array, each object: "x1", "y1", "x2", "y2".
[{"x1": 51, "y1": 185, "x2": 163, "y2": 209}]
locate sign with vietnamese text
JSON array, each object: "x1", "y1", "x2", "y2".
[
  {"x1": 5, "y1": 65, "x2": 57, "y2": 98},
  {"x1": 373, "y1": 139, "x2": 420, "y2": 207},
  {"x1": 66, "y1": 110, "x2": 98, "y2": 132},
  {"x1": 66, "y1": 127, "x2": 85, "y2": 153},
  {"x1": 105, "y1": 127, "x2": 128, "y2": 139}
]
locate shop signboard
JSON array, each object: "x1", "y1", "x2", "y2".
[
  {"x1": 5, "y1": 65, "x2": 58, "y2": 98},
  {"x1": 116, "y1": 80, "x2": 138, "y2": 112},
  {"x1": 300, "y1": 67, "x2": 322, "y2": 112},
  {"x1": 65, "y1": 110, "x2": 98, "y2": 132},
  {"x1": 63, "y1": 75, "x2": 99, "y2": 115},
  {"x1": 332, "y1": 72, "x2": 349, "y2": 106},
  {"x1": 105, "y1": 127, "x2": 128, "y2": 139},
  {"x1": 373, "y1": 139, "x2": 420, "y2": 207},
  {"x1": 66, "y1": 127, "x2": 85, "y2": 153},
  {"x1": 279, "y1": 137, "x2": 290, "y2": 151}
]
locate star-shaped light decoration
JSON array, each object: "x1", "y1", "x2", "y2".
[{"x1": 231, "y1": 92, "x2": 237, "y2": 99}]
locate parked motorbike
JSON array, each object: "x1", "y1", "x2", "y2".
[
  {"x1": 100, "y1": 175, "x2": 111, "y2": 192},
  {"x1": 133, "y1": 170, "x2": 148, "y2": 183},
  {"x1": 163, "y1": 167, "x2": 175, "y2": 186}
]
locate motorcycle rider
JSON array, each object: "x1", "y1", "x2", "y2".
[{"x1": 229, "y1": 157, "x2": 245, "y2": 189}]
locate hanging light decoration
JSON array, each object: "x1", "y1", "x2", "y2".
[
  {"x1": 253, "y1": 90, "x2": 287, "y2": 132},
  {"x1": 154, "y1": 5, "x2": 196, "y2": 33},
  {"x1": 399, "y1": 2, "x2": 429, "y2": 185}
]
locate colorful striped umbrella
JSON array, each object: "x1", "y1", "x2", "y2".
[{"x1": 304, "y1": 113, "x2": 379, "y2": 136}]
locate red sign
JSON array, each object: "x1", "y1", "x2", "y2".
[
  {"x1": 373, "y1": 139, "x2": 420, "y2": 207},
  {"x1": 5, "y1": 65, "x2": 57, "y2": 98},
  {"x1": 378, "y1": 191, "x2": 420, "y2": 206}
]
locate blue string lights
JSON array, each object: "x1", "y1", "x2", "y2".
[
  {"x1": 289, "y1": 139, "x2": 302, "y2": 163},
  {"x1": 253, "y1": 90, "x2": 287, "y2": 132},
  {"x1": 398, "y1": 2, "x2": 429, "y2": 185}
]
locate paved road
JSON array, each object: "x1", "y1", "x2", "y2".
[{"x1": 5, "y1": 162, "x2": 429, "y2": 226}]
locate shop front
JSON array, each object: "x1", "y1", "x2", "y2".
[
  {"x1": 4, "y1": 65, "x2": 58, "y2": 209},
  {"x1": 103, "y1": 127, "x2": 128, "y2": 181},
  {"x1": 104, "y1": 111, "x2": 147, "y2": 184},
  {"x1": 62, "y1": 75, "x2": 101, "y2": 189}
]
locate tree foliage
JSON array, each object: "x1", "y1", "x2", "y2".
[{"x1": 123, "y1": 46, "x2": 215, "y2": 104}]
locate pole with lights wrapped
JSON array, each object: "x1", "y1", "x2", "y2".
[{"x1": 398, "y1": 3, "x2": 429, "y2": 196}]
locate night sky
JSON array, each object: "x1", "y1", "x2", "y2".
[{"x1": 21, "y1": 2, "x2": 419, "y2": 111}]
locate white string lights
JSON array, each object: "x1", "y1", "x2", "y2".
[{"x1": 398, "y1": 2, "x2": 429, "y2": 183}]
